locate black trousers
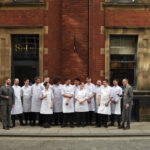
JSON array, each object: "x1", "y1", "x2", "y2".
[
  {"x1": 95, "y1": 113, "x2": 99, "y2": 125},
  {"x1": 76, "y1": 112, "x2": 87, "y2": 126},
  {"x1": 24, "y1": 112, "x2": 32, "y2": 124},
  {"x1": 30, "y1": 112, "x2": 42, "y2": 126},
  {"x1": 54, "y1": 112, "x2": 63, "y2": 125},
  {"x1": 42, "y1": 114, "x2": 52, "y2": 126},
  {"x1": 86, "y1": 111, "x2": 94, "y2": 125},
  {"x1": 110, "y1": 114, "x2": 121, "y2": 126},
  {"x1": 63, "y1": 113, "x2": 74, "y2": 125},
  {"x1": 11, "y1": 114, "x2": 24, "y2": 126},
  {"x1": 97, "y1": 114, "x2": 108, "y2": 126}
]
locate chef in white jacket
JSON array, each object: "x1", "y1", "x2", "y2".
[
  {"x1": 40, "y1": 82, "x2": 54, "y2": 128},
  {"x1": 11, "y1": 78, "x2": 24, "y2": 127},
  {"x1": 21, "y1": 78, "x2": 32, "y2": 126},
  {"x1": 75, "y1": 82, "x2": 88, "y2": 127},
  {"x1": 97, "y1": 79, "x2": 112, "y2": 128},
  {"x1": 31, "y1": 77, "x2": 42, "y2": 126},
  {"x1": 73, "y1": 78, "x2": 80, "y2": 100},
  {"x1": 95, "y1": 80, "x2": 103, "y2": 126},
  {"x1": 85, "y1": 77, "x2": 96, "y2": 125},
  {"x1": 109, "y1": 79, "x2": 122, "y2": 127},
  {"x1": 52, "y1": 77, "x2": 63, "y2": 126},
  {"x1": 61, "y1": 78, "x2": 74, "y2": 128}
]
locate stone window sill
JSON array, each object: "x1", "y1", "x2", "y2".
[
  {"x1": 103, "y1": 2, "x2": 150, "y2": 7},
  {"x1": 0, "y1": 1, "x2": 46, "y2": 7}
]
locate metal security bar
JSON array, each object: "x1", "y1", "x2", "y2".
[{"x1": 12, "y1": 34, "x2": 39, "y2": 60}]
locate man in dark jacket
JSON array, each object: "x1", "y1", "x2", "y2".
[
  {"x1": 0, "y1": 77, "x2": 15, "y2": 130},
  {"x1": 120, "y1": 78, "x2": 133, "y2": 130}
]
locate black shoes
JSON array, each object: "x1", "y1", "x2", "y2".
[
  {"x1": 3, "y1": 126, "x2": 10, "y2": 130},
  {"x1": 108, "y1": 123, "x2": 114, "y2": 127}
]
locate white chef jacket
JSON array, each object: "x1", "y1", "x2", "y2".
[
  {"x1": 52, "y1": 84, "x2": 63, "y2": 113},
  {"x1": 21, "y1": 85, "x2": 32, "y2": 112},
  {"x1": 73, "y1": 85, "x2": 80, "y2": 103},
  {"x1": 75, "y1": 88, "x2": 89, "y2": 112},
  {"x1": 97, "y1": 86, "x2": 112, "y2": 115},
  {"x1": 95, "y1": 85, "x2": 103, "y2": 113},
  {"x1": 61, "y1": 84, "x2": 74, "y2": 113},
  {"x1": 31, "y1": 83, "x2": 42, "y2": 112},
  {"x1": 111, "y1": 85, "x2": 122, "y2": 115},
  {"x1": 85, "y1": 83, "x2": 96, "y2": 111},
  {"x1": 40, "y1": 88, "x2": 54, "y2": 114},
  {"x1": 11, "y1": 85, "x2": 23, "y2": 115}
]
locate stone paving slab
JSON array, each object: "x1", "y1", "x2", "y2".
[{"x1": 0, "y1": 122, "x2": 150, "y2": 137}]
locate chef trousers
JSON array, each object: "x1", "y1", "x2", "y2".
[
  {"x1": 54, "y1": 112, "x2": 63, "y2": 125},
  {"x1": 11, "y1": 114, "x2": 24, "y2": 126},
  {"x1": 30, "y1": 112, "x2": 42, "y2": 126},
  {"x1": 76, "y1": 112, "x2": 87, "y2": 126},
  {"x1": 86, "y1": 111, "x2": 94, "y2": 125},
  {"x1": 110, "y1": 114, "x2": 121, "y2": 126},
  {"x1": 63, "y1": 113, "x2": 74, "y2": 125},
  {"x1": 24, "y1": 112, "x2": 32, "y2": 125},
  {"x1": 97, "y1": 114, "x2": 108, "y2": 126}
]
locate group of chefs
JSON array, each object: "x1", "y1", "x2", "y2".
[{"x1": 0, "y1": 76, "x2": 133, "y2": 130}]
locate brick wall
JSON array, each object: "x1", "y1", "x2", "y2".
[
  {"x1": 89, "y1": 0, "x2": 105, "y2": 83},
  {"x1": 61, "y1": 0, "x2": 89, "y2": 82},
  {"x1": 105, "y1": 10, "x2": 150, "y2": 27}
]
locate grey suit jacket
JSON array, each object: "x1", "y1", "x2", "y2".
[
  {"x1": 123, "y1": 84, "x2": 133, "y2": 106},
  {"x1": 0, "y1": 85, "x2": 15, "y2": 106}
]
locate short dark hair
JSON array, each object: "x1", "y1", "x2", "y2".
[
  {"x1": 64, "y1": 77, "x2": 70, "y2": 81},
  {"x1": 113, "y1": 79, "x2": 119, "y2": 82},
  {"x1": 34, "y1": 76, "x2": 40, "y2": 81},
  {"x1": 53, "y1": 77, "x2": 61, "y2": 84},
  {"x1": 24, "y1": 78, "x2": 29, "y2": 82},
  {"x1": 44, "y1": 82, "x2": 49, "y2": 87},
  {"x1": 5, "y1": 77, "x2": 10, "y2": 81},
  {"x1": 103, "y1": 79, "x2": 108, "y2": 83},
  {"x1": 74, "y1": 78, "x2": 80, "y2": 82},
  {"x1": 80, "y1": 81, "x2": 85, "y2": 85}
]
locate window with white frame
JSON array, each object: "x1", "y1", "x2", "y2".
[{"x1": 110, "y1": 35, "x2": 138, "y2": 87}]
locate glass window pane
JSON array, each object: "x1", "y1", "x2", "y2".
[{"x1": 110, "y1": 35, "x2": 137, "y2": 87}]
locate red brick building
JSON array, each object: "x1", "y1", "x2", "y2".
[{"x1": 0, "y1": 0, "x2": 150, "y2": 121}]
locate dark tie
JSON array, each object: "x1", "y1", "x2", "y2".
[{"x1": 6, "y1": 86, "x2": 9, "y2": 95}]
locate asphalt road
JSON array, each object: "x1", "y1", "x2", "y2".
[{"x1": 0, "y1": 137, "x2": 150, "y2": 150}]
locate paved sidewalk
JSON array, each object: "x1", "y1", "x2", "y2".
[{"x1": 0, "y1": 122, "x2": 150, "y2": 137}]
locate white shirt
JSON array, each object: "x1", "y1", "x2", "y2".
[
  {"x1": 52, "y1": 84, "x2": 63, "y2": 113},
  {"x1": 75, "y1": 88, "x2": 89, "y2": 112},
  {"x1": 61, "y1": 84, "x2": 74, "y2": 113},
  {"x1": 111, "y1": 85, "x2": 122, "y2": 115},
  {"x1": 40, "y1": 88, "x2": 54, "y2": 114},
  {"x1": 11, "y1": 85, "x2": 23, "y2": 115},
  {"x1": 95, "y1": 85, "x2": 103, "y2": 113},
  {"x1": 31, "y1": 83, "x2": 43, "y2": 112},
  {"x1": 97, "y1": 86, "x2": 112, "y2": 115},
  {"x1": 21, "y1": 85, "x2": 32, "y2": 112},
  {"x1": 85, "y1": 83, "x2": 96, "y2": 111}
]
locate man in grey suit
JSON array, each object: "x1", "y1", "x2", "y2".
[
  {"x1": 119, "y1": 78, "x2": 133, "y2": 130},
  {"x1": 0, "y1": 77, "x2": 15, "y2": 130}
]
